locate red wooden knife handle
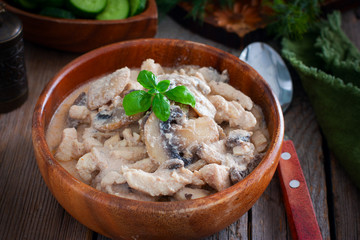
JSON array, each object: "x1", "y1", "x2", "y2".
[{"x1": 277, "y1": 140, "x2": 322, "y2": 240}]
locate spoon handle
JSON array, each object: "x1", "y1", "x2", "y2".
[{"x1": 277, "y1": 140, "x2": 323, "y2": 240}]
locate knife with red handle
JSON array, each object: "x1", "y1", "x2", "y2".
[{"x1": 277, "y1": 140, "x2": 323, "y2": 240}]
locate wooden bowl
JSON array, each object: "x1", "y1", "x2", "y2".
[
  {"x1": 2, "y1": 0, "x2": 157, "y2": 52},
  {"x1": 32, "y1": 39, "x2": 284, "y2": 239}
]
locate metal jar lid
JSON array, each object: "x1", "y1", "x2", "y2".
[{"x1": 0, "y1": 3, "x2": 23, "y2": 50}]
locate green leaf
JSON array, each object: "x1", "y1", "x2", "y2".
[
  {"x1": 156, "y1": 80, "x2": 170, "y2": 93},
  {"x1": 137, "y1": 70, "x2": 157, "y2": 89},
  {"x1": 123, "y1": 70, "x2": 197, "y2": 121},
  {"x1": 152, "y1": 93, "x2": 170, "y2": 121},
  {"x1": 148, "y1": 88, "x2": 159, "y2": 95},
  {"x1": 164, "y1": 86, "x2": 196, "y2": 108},
  {"x1": 123, "y1": 90, "x2": 152, "y2": 115}
]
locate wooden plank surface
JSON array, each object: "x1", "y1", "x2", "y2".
[
  {"x1": 0, "y1": 8, "x2": 359, "y2": 240},
  {"x1": 0, "y1": 44, "x2": 88, "y2": 240}
]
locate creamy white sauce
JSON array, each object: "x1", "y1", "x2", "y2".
[{"x1": 46, "y1": 60, "x2": 269, "y2": 201}]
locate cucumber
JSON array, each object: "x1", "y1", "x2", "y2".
[
  {"x1": 96, "y1": 0, "x2": 129, "y2": 20},
  {"x1": 129, "y1": 0, "x2": 146, "y2": 16},
  {"x1": 67, "y1": 0, "x2": 107, "y2": 18},
  {"x1": 40, "y1": 7, "x2": 75, "y2": 19}
]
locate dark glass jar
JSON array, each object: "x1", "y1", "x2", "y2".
[{"x1": 0, "y1": 3, "x2": 28, "y2": 113}]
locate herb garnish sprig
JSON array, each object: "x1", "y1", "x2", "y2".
[
  {"x1": 123, "y1": 70, "x2": 196, "y2": 121},
  {"x1": 264, "y1": 0, "x2": 322, "y2": 39}
]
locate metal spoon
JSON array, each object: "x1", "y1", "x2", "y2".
[
  {"x1": 239, "y1": 42, "x2": 293, "y2": 112},
  {"x1": 240, "y1": 42, "x2": 322, "y2": 240}
]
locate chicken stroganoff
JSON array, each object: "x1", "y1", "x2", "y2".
[{"x1": 46, "y1": 59, "x2": 269, "y2": 201}]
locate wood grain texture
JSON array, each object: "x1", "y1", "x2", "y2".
[
  {"x1": 96, "y1": 213, "x2": 249, "y2": 240},
  {"x1": 251, "y1": 175, "x2": 288, "y2": 240},
  {"x1": 204, "y1": 213, "x2": 249, "y2": 240},
  {"x1": 331, "y1": 154, "x2": 360, "y2": 240},
  {"x1": 0, "y1": 43, "x2": 89, "y2": 239}
]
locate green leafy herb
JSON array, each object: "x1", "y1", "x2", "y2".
[
  {"x1": 137, "y1": 70, "x2": 158, "y2": 89},
  {"x1": 123, "y1": 70, "x2": 196, "y2": 121},
  {"x1": 264, "y1": 0, "x2": 322, "y2": 39},
  {"x1": 156, "y1": 80, "x2": 171, "y2": 93},
  {"x1": 152, "y1": 93, "x2": 171, "y2": 121},
  {"x1": 123, "y1": 90, "x2": 152, "y2": 115},
  {"x1": 165, "y1": 86, "x2": 196, "y2": 107}
]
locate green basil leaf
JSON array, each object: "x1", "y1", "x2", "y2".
[
  {"x1": 156, "y1": 80, "x2": 170, "y2": 93},
  {"x1": 164, "y1": 86, "x2": 196, "y2": 108},
  {"x1": 148, "y1": 88, "x2": 159, "y2": 95},
  {"x1": 123, "y1": 90, "x2": 152, "y2": 116},
  {"x1": 137, "y1": 70, "x2": 157, "y2": 90},
  {"x1": 152, "y1": 93, "x2": 170, "y2": 121}
]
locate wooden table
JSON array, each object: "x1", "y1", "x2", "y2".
[{"x1": 1, "y1": 9, "x2": 360, "y2": 240}]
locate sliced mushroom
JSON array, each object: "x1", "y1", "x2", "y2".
[
  {"x1": 226, "y1": 129, "x2": 252, "y2": 148},
  {"x1": 186, "y1": 85, "x2": 216, "y2": 119},
  {"x1": 186, "y1": 159, "x2": 207, "y2": 172},
  {"x1": 143, "y1": 112, "x2": 171, "y2": 165},
  {"x1": 158, "y1": 158, "x2": 186, "y2": 170},
  {"x1": 92, "y1": 106, "x2": 143, "y2": 132},
  {"x1": 229, "y1": 167, "x2": 248, "y2": 184},
  {"x1": 67, "y1": 92, "x2": 89, "y2": 128},
  {"x1": 144, "y1": 106, "x2": 192, "y2": 165},
  {"x1": 158, "y1": 74, "x2": 216, "y2": 118},
  {"x1": 73, "y1": 92, "x2": 87, "y2": 106},
  {"x1": 175, "y1": 116, "x2": 219, "y2": 149},
  {"x1": 110, "y1": 184, "x2": 156, "y2": 201},
  {"x1": 226, "y1": 129, "x2": 255, "y2": 162},
  {"x1": 87, "y1": 67, "x2": 131, "y2": 110},
  {"x1": 229, "y1": 154, "x2": 263, "y2": 184}
]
